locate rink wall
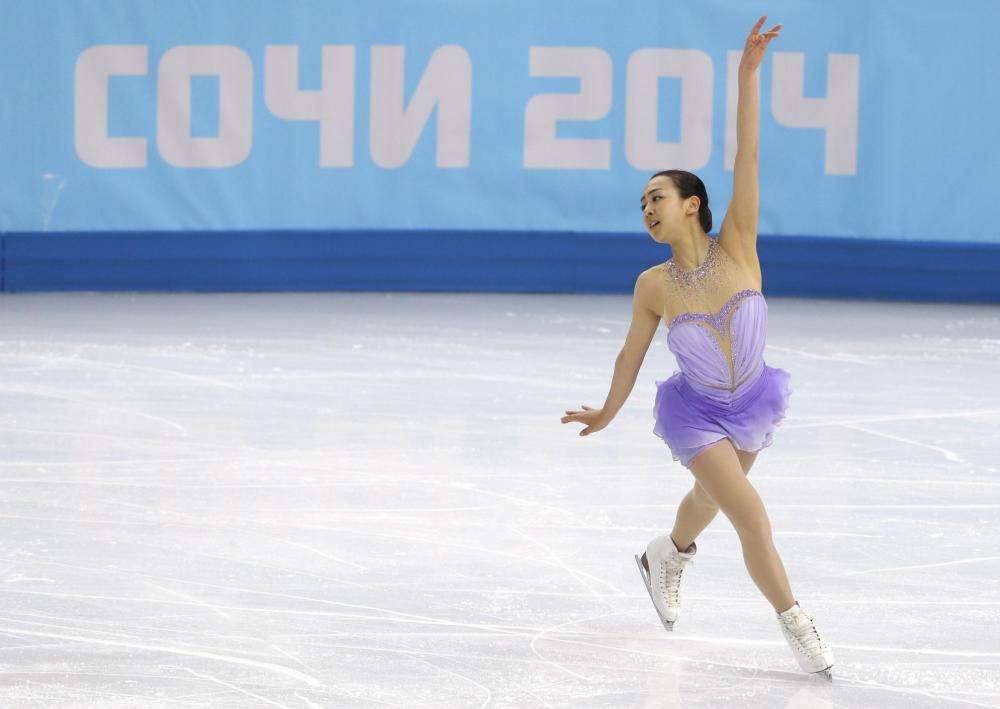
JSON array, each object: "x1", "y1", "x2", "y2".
[
  {"x1": 2, "y1": 1, "x2": 999, "y2": 299},
  {"x1": 3, "y1": 231, "x2": 999, "y2": 302}
]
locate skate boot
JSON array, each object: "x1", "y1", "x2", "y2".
[
  {"x1": 776, "y1": 601, "x2": 835, "y2": 681},
  {"x1": 634, "y1": 533, "x2": 696, "y2": 631}
]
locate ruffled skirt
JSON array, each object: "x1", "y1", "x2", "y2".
[{"x1": 653, "y1": 363, "x2": 792, "y2": 468}]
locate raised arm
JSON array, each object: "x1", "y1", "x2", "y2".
[{"x1": 719, "y1": 16, "x2": 781, "y2": 281}]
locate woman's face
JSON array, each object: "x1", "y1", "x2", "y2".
[
  {"x1": 640, "y1": 177, "x2": 697, "y2": 242},
  {"x1": 640, "y1": 176, "x2": 676, "y2": 242}
]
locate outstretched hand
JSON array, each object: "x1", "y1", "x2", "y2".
[
  {"x1": 561, "y1": 404, "x2": 608, "y2": 437},
  {"x1": 740, "y1": 15, "x2": 782, "y2": 73}
]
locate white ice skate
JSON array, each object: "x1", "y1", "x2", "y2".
[
  {"x1": 776, "y1": 602, "x2": 835, "y2": 681},
  {"x1": 634, "y1": 533, "x2": 696, "y2": 631}
]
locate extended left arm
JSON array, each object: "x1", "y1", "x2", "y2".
[
  {"x1": 727, "y1": 67, "x2": 761, "y2": 237},
  {"x1": 720, "y1": 17, "x2": 781, "y2": 272}
]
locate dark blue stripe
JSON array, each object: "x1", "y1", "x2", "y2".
[{"x1": 2, "y1": 230, "x2": 998, "y2": 302}]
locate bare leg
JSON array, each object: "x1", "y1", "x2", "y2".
[
  {"x1": 670, "y1": 447, "x2": 759, "y2": 552},
  {"x1": 686, "y1": 438, "x2": 796, "y2": 612},
  {"x1": 669, "y1": 483, "x2": 720, "y2": 552}
]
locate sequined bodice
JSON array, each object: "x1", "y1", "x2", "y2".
[{"x1": 663, "y1": 238, "x2": 768, "y2": 401}]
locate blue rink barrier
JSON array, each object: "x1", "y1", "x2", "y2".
[{"x1": 2, "y1": 231, "x2": 999, "y2": 303}]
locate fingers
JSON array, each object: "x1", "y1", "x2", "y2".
[
  {"x1": 749, "y1": 26, "x2": 781, "y2": 51},
  {"x1": 750, "y1": 16, "x2": 781, "y2": 40},
  {"x1": 561, "y1": 405, "x2": 599, "y2": 431},
  {"x1": 560, "y1": 415, "x2": 598, "y2": 435}
]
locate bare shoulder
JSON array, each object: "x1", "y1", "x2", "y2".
[
  {"x1": 717, "y1": 225, "x2": 763, "y2": 290},
  {"x1": 634, "y1": 263, "x2": 667, "y2": 318}
]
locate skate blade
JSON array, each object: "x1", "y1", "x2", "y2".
[
  {"x1": 813, "y1": 666, "x2": 833, "y2": 682},
  {"x1": 634, "y1": 553, "x2": 675, "y2": 631}
]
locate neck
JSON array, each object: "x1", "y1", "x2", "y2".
[{"x1": 669, "y1": 226, "x2": 711, "y2": 269}]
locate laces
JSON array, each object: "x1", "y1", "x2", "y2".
[
  {"x1": 657, "y1": 556, "x2": 692, "y2": 605},
  {"x1": 782, "y1": 615, "x2": 828, "y2": 656}
]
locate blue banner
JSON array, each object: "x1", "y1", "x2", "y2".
[{"x1": 2, "y1": 0, "x2": 998, "y2": 243}]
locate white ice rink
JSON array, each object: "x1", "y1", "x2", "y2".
[{"x1": 0, "y1": 291, "x2": 998, "y2": 708}]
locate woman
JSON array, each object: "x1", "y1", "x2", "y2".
[{"x1": 560, "y1": 16, "x2": 835, "y2": 680}]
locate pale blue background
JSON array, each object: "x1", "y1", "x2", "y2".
[{"x1": 1, "y1": 0, "x2": 998, "y2": 242}]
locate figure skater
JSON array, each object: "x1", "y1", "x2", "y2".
[{"x1": 560, "y1": 16, "x2": 834, "y2": 680}]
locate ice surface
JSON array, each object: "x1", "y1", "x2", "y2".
[{"x1": 0, "y1": 291, "x2": 998, "y2": 708}]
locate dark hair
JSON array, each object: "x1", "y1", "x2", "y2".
[{"x1": 649, "y1": 170, "x2": 712, "y2": 234}]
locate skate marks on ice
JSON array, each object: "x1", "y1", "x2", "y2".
[{"x1": 0, "y1": 293, "x2": 997, "y2": 706}]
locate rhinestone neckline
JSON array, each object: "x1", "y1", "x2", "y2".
[{"x1": 665, "y1": 237, "x2": 719, "y2": 285}]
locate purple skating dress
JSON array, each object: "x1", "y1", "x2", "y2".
[{"x1": 652, "y1": 237, "x2": 792, "y2": 468}]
